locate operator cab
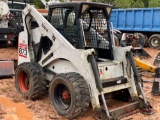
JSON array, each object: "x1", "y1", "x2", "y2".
[{"x1": 49, "y1": 2, "x2": 114, "y2": 60}]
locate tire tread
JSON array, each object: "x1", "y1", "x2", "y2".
[
  {"x1": 15, "y1": 62, "x2": 46, "y2": 100},
  {"x1": 51, "y1": 72, "x2": 90, "y2": 119}
]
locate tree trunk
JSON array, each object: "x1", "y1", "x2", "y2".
[{"x1": 142, "y1": 0, "x2": 149, "y2": 8}]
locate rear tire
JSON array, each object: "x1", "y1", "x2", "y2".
[
  {"x1": 49, "y1": 72, "x2": 90, "y2": 119},
  {"x1": 148, "y1": 34, "x2": 160, "y2": 49},
  {"x1": 15, "y1": 62, "x2": 47, "y2": 99}
]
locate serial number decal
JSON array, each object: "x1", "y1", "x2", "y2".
[{"x1": 19, "y1": 43, "x2": 28, "y2": 58}]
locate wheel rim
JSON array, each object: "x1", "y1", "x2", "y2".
[
  {"x1": 54, "y1": 84, "x2": 71, "y2": 110},
  {"x1": 151, "y1": 38, "x2": 159, "y2": 47},
  {"x1": 18, "y1": 71, "x2": 29, "y2": 93}
]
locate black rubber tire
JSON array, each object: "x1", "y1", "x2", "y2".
[
  {"x1": 15, "y1": 62, "x2": 47, "y2": 99},
  {"x1": 138, "y1": 33, "x2": 148, "y2": 47},
  {"x1": 148, "y1": 34, "x2": 160, "y2": 49},
  {"x1": 49, "y1": 72, "x2": 90, "y2": 119}
]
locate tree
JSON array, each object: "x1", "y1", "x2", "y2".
[
  {"x1": 114, "y1": 0, "x2": 132, "y2": 8},
  {"x1": 93, "y1": 0, "x2": 144, "y2": 8},
  {"x1": 131, "y1": 0, "x2": 144, "y2": 8},
  {"x1": 149, "y1": 0, "x2": 160, "y2": 7},
  {"x1": 34, "y1": 0, "x2": 160, "y2": 9},
  {"x1": 142, "y1": 0, "x2": 149, "y2": 8},
  {"x1": 35, "y1": 0, "x2": 45, "y2": 8}
]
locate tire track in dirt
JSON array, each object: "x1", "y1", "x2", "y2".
[{"x1": 0, "y1": 95, "x2": 33, "y2": 120}]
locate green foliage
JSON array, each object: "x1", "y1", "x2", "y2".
[
  {"x1": 149, "y1": 0, "x2": 160, "y2": 7},
  {"x1": 114, "y1": 0, "x2": 131, "y2": 8},
  {"x1": 130, "y1": 0, "x2": 144, "y2": 8},
  {"x1": 102, "y1": 0, "x2": 144, "y2": 8},
  {"x1": 92, "y1": 0, "x2": 160, "y2": 8},
  {"x1": 141, "y1": 0, "x2": 149, "y2": 7},
  {"x1": 35, "y1": 0, "x2": 45, "y2": 8},
  {"x1": 34, "y1": 0, "x2": 160, "y2": 8}
]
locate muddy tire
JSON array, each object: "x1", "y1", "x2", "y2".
[
  {"x1": 49, "y1": 72, "x2": 90, "y2": 119},
  {"x1": 148, "y1": 34, "x2": 160, "y2": 49},
  {"x1": 15, "y1": 62, "x2": 47, "y2": 99}
]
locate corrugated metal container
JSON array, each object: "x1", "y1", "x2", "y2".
[{"x1": 110, "y1": 8, "x2": 160, "y2": 32}]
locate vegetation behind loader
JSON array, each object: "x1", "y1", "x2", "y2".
[{"x1": 15, "y1": 2, "x2": 154, "y2": 120}]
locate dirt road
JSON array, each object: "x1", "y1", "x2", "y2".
[{"x1": 0, "y1": 46, "x2": 160, "y2": 120}]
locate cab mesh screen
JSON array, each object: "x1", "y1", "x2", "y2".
[{"x1": 81, "y1": 10, "x2": 109, "y2": 49}]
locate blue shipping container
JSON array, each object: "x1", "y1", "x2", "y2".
[{"x1": 110, "y1": 8, "x2": 160, "y2": 32}]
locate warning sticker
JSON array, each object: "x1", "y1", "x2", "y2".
[
  {"x1": 99, "y1": 69, "x2": 103, "y2": 75},
  {"x1": 19, "y1": 43, "x2": 28, "y2": 58}
]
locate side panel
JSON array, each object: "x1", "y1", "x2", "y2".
[
  {"x1": 45, "y1": 59, "x2": 78, "y2": 81},
  {"x1": 110, "y1": 8, "x2": 160, "y2": 32}
]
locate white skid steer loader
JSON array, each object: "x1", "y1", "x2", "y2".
[{"x1": 15, "y1": 2, "x2": 154, "y2": 120}]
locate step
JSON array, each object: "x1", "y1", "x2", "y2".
[
  {"x1": 101, "y1": 77, "x2": 131, "y2": 94},
  {"x1": 109, "y1": 101, "x2": 139, "y2": 119},
  {"x1": 96, "y1": 99, "x2": 140, "y2": 120},
  {"x1": 101, "y1": 76, "x2": 127, "y2": 88}
]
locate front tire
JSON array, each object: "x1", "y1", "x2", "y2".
[
  {"x1": 15, "y1": 62, "x2": 47, "y2": 99},
  {"x1": 49, "y1": 72, "x2": 90, "y2": 119}
]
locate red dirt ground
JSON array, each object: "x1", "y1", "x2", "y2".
[{"x1": 0, "y1": 46, "x2": 160, "y2": 120}]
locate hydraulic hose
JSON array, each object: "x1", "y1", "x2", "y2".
[
  {"x1": 126, "y1": 51, "x2": 147, "y2": 104},
  {"x1": 88, "y1": 54, "x2": 103, "y2": 92},
  {"x1": 88, "y1": 54, "x2": 110, "y2": 116}
]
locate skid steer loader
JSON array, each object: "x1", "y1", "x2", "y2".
[{"x1": 15, "y1": 2, "x2": 154, "y2": 120}]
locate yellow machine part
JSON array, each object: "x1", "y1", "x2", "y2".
[{"x1": 134, "y1": 57, "x2": 157, "y2": 73}]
